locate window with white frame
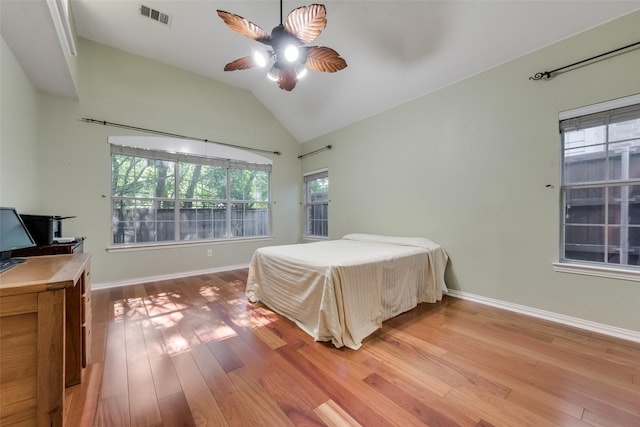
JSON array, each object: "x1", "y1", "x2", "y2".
[
  {"x1": 304, "y1": 169, "x2": 328, "y2": 238},
  {"x1": 111, "y1": 144, "x2": 271, "y2": 245},
  {"x1": 560, "y1": 97, "x2": 640, "y2": 268}
]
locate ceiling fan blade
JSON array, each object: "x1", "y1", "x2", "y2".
[
  {"x1": 224, "y1": 57, "x2": 255, "y2": 71},
  {"x1": 278, "y1": 68, "x2": 297, "y2": 91},
  {"x1": 304, "y1": 46, "x2": 347, "y2": 73},
  {"x1": 284, "y1": 4, "x2": 326, "y2": 44},
  {"x1": 217, "y1": 10, "x2": 271, "y2": 44}
]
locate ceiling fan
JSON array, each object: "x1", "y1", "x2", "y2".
[{"x1": 216, "y1": 1, "x2": 347, "y2": 91}]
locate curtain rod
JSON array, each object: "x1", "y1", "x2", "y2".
[
  {"x1": 529, "y1": 40, "x2": 640, "y2": 81},
  {"x1": 80, "y1": 118, "x2": 282, "y2": 155},
  {"x1": 298, "y1": 145, "x2": 332, "y2": 159}
]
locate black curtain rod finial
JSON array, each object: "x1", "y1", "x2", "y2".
[{"x1": 529, "y1": 71, "x2": 552, "y2": 81}]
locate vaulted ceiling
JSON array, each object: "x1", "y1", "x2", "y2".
[{"x1": 2, "y1": 1, "x2": 639, "y2": 142}]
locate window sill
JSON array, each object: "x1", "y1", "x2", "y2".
[
  {"x1": 553, "y1": 261, "x2": 640, "y2": 282},
  {"x1": 107, "y1": 236, "x2": 274, "y2": 253}
]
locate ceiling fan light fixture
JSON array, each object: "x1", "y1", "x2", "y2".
[
  {"x1": 253, "y1": 50, "x2": 269, "y2": 68},
  {"x1": 295, "y1": 65, "x2": 307, "y2": 80},
  {"x1": 267, "y1": 65, "x2": 280, "y2": 82},
  {"x1": 283, "y1": 44, "x2": 299, "y2": 63}
]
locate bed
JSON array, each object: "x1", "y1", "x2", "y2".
[{"x1": 246, "y1": 233, "x2": 448, "y2": 350}]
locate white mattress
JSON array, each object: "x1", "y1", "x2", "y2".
[{"x1": 246, "y1": 234, "x2": 448, "y2": 350}]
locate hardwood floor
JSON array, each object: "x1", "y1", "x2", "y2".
[{"x1": 65, "y1": 269, "x2": 640, "y2": 426}]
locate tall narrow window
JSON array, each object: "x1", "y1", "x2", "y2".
[
  {"x1": 304, "y1": 169, "x2": 328, "y2": 238},
  {"x1": 560, "y1": 99, "x2": 640, "y2": 268}
]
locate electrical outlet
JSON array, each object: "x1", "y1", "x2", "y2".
[{"x1": 207, "y1": 249, "x2": 212, "y2": 257}]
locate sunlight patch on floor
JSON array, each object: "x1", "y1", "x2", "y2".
[
  {"x1": 190, "y1": 307, "x2": 238, "y2": 343},
  {"x1": 149, "y1": 311, "x2": 184, "y2": 329},
  {"x1": 144, "y1": 291, "x2": 189, "y2": 316},
  {"x1": 112, "y1": 297, "x2": 148, "y2": 321},
  {"x1": 112, "y1": 300, "x2": 125, "y2": 321},
  {"x1": 198, "y1": 285, "x2": 221, "y2": 302},
  {"x1": 164, "y1": 333, "x2": 190, "y2": 355}
]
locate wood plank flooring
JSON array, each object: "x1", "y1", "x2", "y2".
[{"x1": 65, "y1": 269, "x2": 640, "y2": 426}]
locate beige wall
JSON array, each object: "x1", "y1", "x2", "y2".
[
  {"x1": 1, "y1": 38, "x2": 41, "y2": 211},
  {"x1": 301, "y1": 11, "x2": 640, "y2": 332},
  {"x1": 35, "y1": 39, "x2": 302, "y2": 284}
]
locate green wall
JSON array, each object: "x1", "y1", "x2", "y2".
[
  {"x1": 33, "y1": 39, "x2": 303, "y2": 284},
  {"x1": 301, "y1": 11, "x2": 640, "y2": 332},
  {"x1": 1, "y1": 38, "x2": 41, "y2": 211}
]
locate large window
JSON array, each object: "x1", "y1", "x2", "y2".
[
  {"x1": 304, "y1": 169, "x2": 328, "y2": 238},
  {"x1": 111, "y1": 145, "x2": 270, "y2": 245},
  {"x1": 560, "y1": 100, "x2": 640, "y2": 269}
]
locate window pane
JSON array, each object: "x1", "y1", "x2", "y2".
[
  {"x1": 605, "y1": 185, "x2": 640, "y2": 226},
  {"x1": 179, "y1": 201, "x2": 226, "y2": 240},
  {"x1": 112, "y1": 154, "x2": 140, "y2": 197},
  {"x1": 179, "y1": 163, "x2": 227, "y2": 200},
  {"x1": 305, "y1": 204, "x2": 328, "y2": 236},
  {"x1": 608, "y1": 186, "x2": 621, "y2": 225},
  {"x1": 231, "y1": 203, "x2": 269, "y2": 237},
  {"x1": 563, "y1": 146, "x2": 606, "y2": 184},
  {"x1": 230, "y1": 169, "x2": 269, "y2": 201},
  {"x1": 306, "y1": 177, "x2": 328, "y2": 203},
  {"x1": 564, "y1": 225, "x2": 604, "y2": 262},
  {"x1": 156, "y1": 202, "x2": 175, "y2": 242},
  {"x1": 628, "y1": 226, "x2": 640, "y2": 266},
  {"x1": 112, "y1": 199, "x2": 135, "y2": 244},
  {"x1": 608, "y1": 139, "x2": 640, "y2": 180},
  {"x1": 565, "y1": 188, "x2": 604, "y2": 224},
  {"x1": 607, "y1": 226, "x2": 640, "y2": 266},
  {"x1": 630, "y1": 149, "x2": 640, "y2": 180},
  {"x1": 609, "y1": 117, "x2": 640, "y2": 143},
  {"x1": 112, "y1": 155, "x2": 175, "y2": 198},
  {"x1": 112, "y1": 199, "x2": 175, "y2": 244},
  {"x1": 563, "y1": 126, "x2": 606, "y2": 150},
  {"x1": 630, "y1": 186, "x2": 640, "y2": 225}
]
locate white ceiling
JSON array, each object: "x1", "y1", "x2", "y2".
[{"x1": 3, "y1": 1, "x2": 640, "y2": 142}]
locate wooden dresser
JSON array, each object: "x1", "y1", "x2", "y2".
[{"x1": 0, "y1": 253, "x2": 91, "y2": 426}]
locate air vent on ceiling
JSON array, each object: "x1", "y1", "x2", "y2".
[{"x1": 140, "y1": 5, "x2": 170, "y2": 25}]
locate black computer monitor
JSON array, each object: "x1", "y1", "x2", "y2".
[{"x1": 0, "y1": 207, "x2": 37, "y2": 273}]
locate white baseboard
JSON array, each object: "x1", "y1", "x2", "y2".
[
  {"x1": 92, "y1": 263, "x2": 250, "y2": 290},
  {"x1": 446, "y1": 290, "x2": 640, "y2": 345}
]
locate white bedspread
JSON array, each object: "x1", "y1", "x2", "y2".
[{"x1": 246, "y1": 234, "x2": 448, "y2": 350}]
